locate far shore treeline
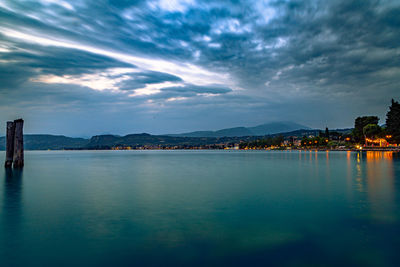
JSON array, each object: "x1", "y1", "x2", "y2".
[{"x1": 1, "y1": 99, "x2": 400, "y2": 151}]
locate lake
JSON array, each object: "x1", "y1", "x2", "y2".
[{"x1": 1, "y1": 150, "x2": 399, "y2": 266}]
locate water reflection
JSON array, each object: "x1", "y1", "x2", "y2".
[
  {"x1": 346, "y1": 151, "x2": 353, "y2": 200},
  {"x1": 3, "y1": 168, "x2": 23, "y2": 206},
  {"x1": 349, "y1": 151, "x2": 397, "y2": 223},
  {"x1": 365, "y1": 152, "x2": 396, "y2": 223},
  {"x1": 325, "y1": 151, "x2": 330, "y2": 180},
  {"x1": 2, "y1": 169, "x2": 24, "y2": 245},
  {"x1": 355, "y1": 152, "x2": 364, "y2": 193}
]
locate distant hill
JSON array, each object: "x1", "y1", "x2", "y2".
[
  {"x1": 0, "y1": 127, "x2": 353, "y2": 151},
  {"x1": 1, "y1": 133, "x2": 257, "y2": 150},
  {"x1": 267, "y1": 128, "x2": 353, "y2": 138},
  {"x1": 248, "y1": 122, "x2": 311, "y2": 135},
  {"x1": 170, "y1": 121, "x2": 311, "y2": 137},
  {"x1": 0, "y1": 134, "x2": 88, "y2": 150}
]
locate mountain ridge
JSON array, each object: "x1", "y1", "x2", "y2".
[
  {"x1": 168, "y1": 121, "x2": 311, "y2": 137},
  {"x1": 0, "y1": 134, "x2": 88, "y2": 150},
  {"x1": 0, "y1": 126, "x2": 352, "y2": 150}
]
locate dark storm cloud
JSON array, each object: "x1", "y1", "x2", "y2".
[
  {"x1": 118, "y1": 71, "x2": 182, "y2": 90},
  {"x1": 0, "y1": 0, "x2": 399, "y2": 135},
  {"x1": 27, "y1": 48, "x2": 134, "y2": 76},
  {"x1": 131, "y1": 84, "x2": 232, "y2": 101},
  {"x1": 0, "y1": 42, "x2": 133, "y2": 90},
  {"x1": 162, "y1": 84, "x2": 232, "y2": 94}
]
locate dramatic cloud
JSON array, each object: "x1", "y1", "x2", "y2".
[{"x1": 0, "y1": 0, "x2": 399, "y2": 135}]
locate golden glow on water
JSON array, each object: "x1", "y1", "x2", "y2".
[
  {"x1": 325, "y1": 151, "x2": 330, "y2": 179},
  {"x1": 346, "y1": 151, "x2": 353, "y2": 200},
  {"x1": 365, "y1": 151, "x2": 396, "y2": 222},
  {"x1": 366, "y1": 151, "x2": 394, "y2": 161},
  {"x1": 305, "y1": 151, "x2": 398, "y2": 223},
  {"x1": 355, "y1": 152, "x2": 364, "y2": 193}
]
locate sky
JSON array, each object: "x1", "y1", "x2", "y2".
[{"x1": 0, "y1": 0, "x2": 399, "y2": 136}]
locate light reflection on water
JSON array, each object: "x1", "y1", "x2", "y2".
[
  {"x1": 0, "y1": 150, "x2": 399, "y2": 266},
  {"x1": 365, "y1": 152, "x2": 396, "y2": 222}
]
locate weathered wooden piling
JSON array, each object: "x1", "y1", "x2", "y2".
[
  {"x1": 13, "y1": 119, "x2": 24, "y2": 168},
  {"x1": 4, "y1": 121, "x2": 15, "y2": 168}
]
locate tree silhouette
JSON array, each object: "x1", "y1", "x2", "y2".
[
  {"x1": 386, "y1": 99, "x2": 400, "y2": 144},
  {"x1": 353, "y1": 116, "x2": 379, "y2": 143}
]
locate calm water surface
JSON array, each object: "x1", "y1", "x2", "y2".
[{"x1": 0, "y1": 150, "x2": 400, "y2": 266}]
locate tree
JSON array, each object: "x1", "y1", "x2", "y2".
[
  {"x1": 353, "y1": 116, "x2": 379, "y2": 143},
  {"x1": 301, "y1": 136, "x2": 309, "y2": 146},
  {"x1": 363, "y1": 123, "x2": 381, "y2": 142},
  {"x1": 272, "y1": 135, "x2": 284, "y2": 146},
  {"x1": 325, "y1": 127, "x2": 330, "y2": 140},
  {"x1": 386, "y1": 99, "x2": 400, "y2": 144}
]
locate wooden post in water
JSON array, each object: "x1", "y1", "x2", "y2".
[
  {"x1": 4, "y1": 121, "x2": 15, "y2": 168},
  {"x1": 13, "y1": 119, "x2": 24, "y2": 168}
]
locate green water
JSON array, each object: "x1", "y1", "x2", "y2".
[{"x1": 1, "y1": 150, "x2": 399, "y2": 266}]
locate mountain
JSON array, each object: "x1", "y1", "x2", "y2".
[
  {"x1": 266, "y1": 128, "x2": 352, "y2": 138},
  {"x1": 171, "y1": 121, "x2": 311, "y2": 137},
  {"x1": 172, "y1": 127, "x2": 253, "y2": 138},
  {"x1": 0, "y1": 133, "x2": 257, "y2": 150},
  {"x1": 0, "y1": 134, "x2": 89, "y2": 150},
  {"x1": 0, "y1": 127, "x2": 352, "y2": 151},
  {"x1": 248, "y1": 122, "x2": 311, "y2": 135}
]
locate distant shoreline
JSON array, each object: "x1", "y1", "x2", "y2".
[{"x1": 15, "y1": 148, "x2": 400, "y2": 152}]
